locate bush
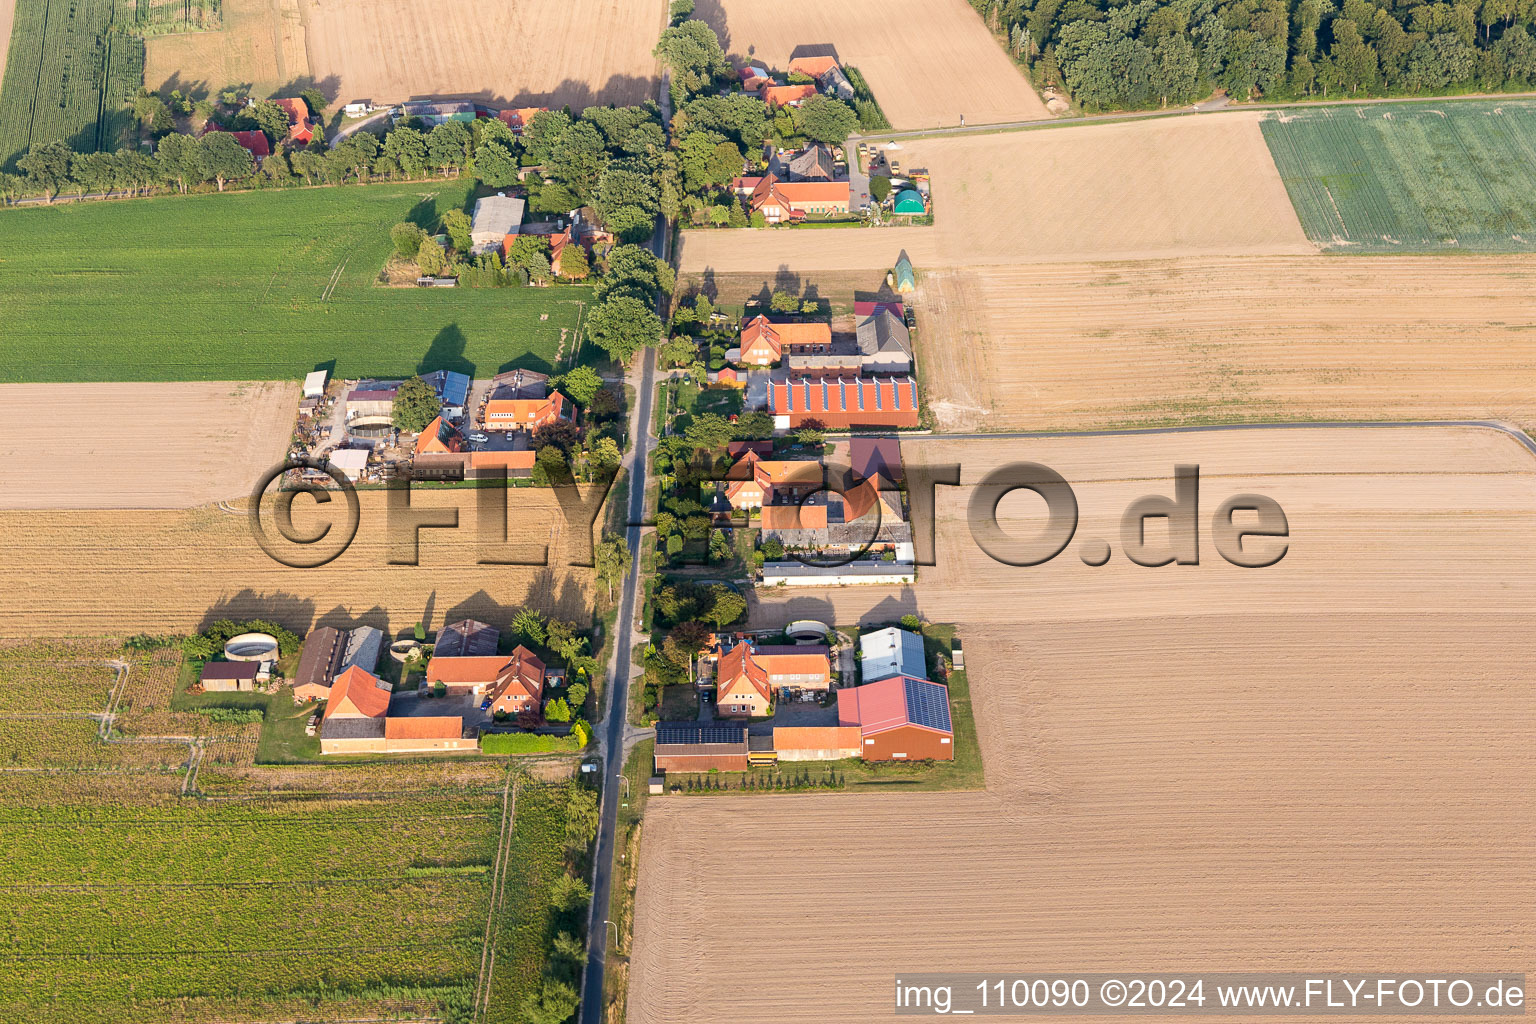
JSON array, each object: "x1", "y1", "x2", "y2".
[
  {"x1": 195, "y1": 707, "x2": 264, "y2": 724},
  {"x1": 480, "y1": 731, "x2": 582, "y2": 754},
  {"x1": 899, "y1": 614, "x2": 922, "y2": 631},
  {"x1": 391, "y1": 222, "x2": 427, "y2": 257}
]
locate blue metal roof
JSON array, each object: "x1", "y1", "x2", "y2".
[{"x1": 902, "y1": 676, "x2": 952, "y2": 733}]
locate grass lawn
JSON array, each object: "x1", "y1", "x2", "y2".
[
  {"x1": 658, "y1": 684, "x2": 698, "y2": 721},
  {"x1": 1260, "y1": 100, "x2": 1536, "y2": 252},
  {"x1": 0, "y1": 181, "x2": 594, "y2": 381}
]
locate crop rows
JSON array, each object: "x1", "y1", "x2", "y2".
[
  {"x1": 1262, "y1": 101, "x2": 1536, "y2": 251},
  {"x1": 0, "y1": 647, "x2": 119, "y2": 715},
  {"x1": 0, "y1": 182, "x2": 593, "y2": 382},
  {"x1": 0, "y1": 0, "x2": 143, "y2": 168},
  {"x1": 1, "y1": 796, "x2": 501, "y2": 884}
]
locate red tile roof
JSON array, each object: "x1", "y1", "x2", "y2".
[
  {"x1": 788, "y1": 56, "x2": 840, "y2": 78},
  {"x1": 226, "y1": 130, "x2": 271, "y2": 158},
  {"x1": 322, "y1": 665, "x2": 391, "y2": 720},
  {"x1": 763, "y1": 84, "x2": 818, "y2": 107},
  {"x1": 384, "y1": 716, "x2": 464, "y2": 740},
  {"x1": 490, "y1": 645, "x2": 546, "y2": 705},
  {"x1": 769, "y1": 377, "x2": 921, "y2": 428},
  {"x1": 717, "y1": 643, "x2": 771, "y2": 705},
  {"x1": 426, "y1": 655, "x2": 508, "y2": 685},
  {"x1": 773, "y1": 725, "x2": 860, "y2": 751}
]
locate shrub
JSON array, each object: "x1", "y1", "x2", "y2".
[{"x1": 480, "y1": 731, "x2": 582, "y2": 754}]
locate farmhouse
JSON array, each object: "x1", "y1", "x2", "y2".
[
  {"x1": 721, "y1": 449, "x2": 823, "y2": 509},
  {"x1": 654, "y1": 722, "x2": 749, "y2": 772},
  {"x1": 497, "y1": 106, "x2": 546, "y2": 133},
  {"x1": 737, "y1": 315, "x2": 835, "y2": 365},
  {"x1": 424, "y1": 645, "x2": 546, "y2": 715},
  {"x1": 758, "y1": 478, "x2": 914, "y2": 563},
  {"x1": 714, "y1": 641, "x2": 832, "y2": 717},
  {"x1": 838, "y1": 674, "x2": 954, "y2": 761},
  {"x1": 471, "y1": 195, "x2": 525, "y2": 254},
  {"x1": 413, "y1": 417, "x2": 467, "y2": 479},
  {"x1": 762, "y1": 84, "x2": 818, "y2": 108},
  {"x1": 787, "y1": 55, "x2": 856, "y2": 100},
  {"x1": 738, "y1": 175, "x2": 850, "y2": 223},
  {"x1": 860, "y1": 627, "x2": 926, "y2": 683},
  {"x1": 272, "y1": 97, "x2": 314, "y2": 145},
  {"x1": 854, "y1": 307, "x2": 914, "y2": 374},
  {"x1": 483, "y1": 376, "x2": 572, "y2": 432},
  {"x1": 219, "y1": 129, "x2": 271, "y2": 161},
  {"x1": 199, "y1": 661, "x2": 258, "y2": 692},
  {"x1": 769, "y1": 376, "x2": 921, "y2": 429}
]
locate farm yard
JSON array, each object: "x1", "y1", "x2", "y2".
[
  {"x1": 0, "y1": 181, "x2": 592, "y2": 382},
  {"x1": 0, "y1": 0, "x2": 143, "y2": 168},
  {"x1": 0, "y1": 382, "x2": 298, "y2": 508},
  {"x1": 697, "y1": 0, "x2": 1047, "y2": 130},
  {"x1": 0, "y1": 487, "x2": 594, "y2": 636},
  {"x1": 301, "y1": 0, "x2": 666, "y2": 108},
  {"x1": 630, "y1": 426, "x2": 1536, "y2": 1022},
  {"x1": 1262, "y1": 100, "x2": 1536, "y2": 252},
  {"x1": 675, "y1": 113, "x2": 1313, "y2": 281},
  {"x1": 915, "y1": 255, "x2": 1536, "y2": 432}
]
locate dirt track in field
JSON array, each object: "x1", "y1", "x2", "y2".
[
  {"x1": 915, "y1": 256, "x2": 1536, "y2": 433},
  {"x1": 0, "y1": 488, "x2": 594, "y2": 636},
  {"x1": 0, "y1": 382, "x2": 298, "y2": 510},
  {"x1": 697, "y1": 0, "x2": 1048, "y2": 130},
  {"x1": 676, "y1": 113, "x2": 1312, "y2": 277},
  {"x1": 301, "y1": 0, "x2": 666, "y2": 108},
  {"x1": 629, "y1": 426, "x2": 1536, "y2": 1023}
]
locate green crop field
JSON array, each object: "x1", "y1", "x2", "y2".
[
  {"x1": 0, "y1": 181, "x2": 594, "y2": 381},
  {"x1": 0, "y1": 0, "x2": 144, "y2": 168},
  {"x1": 1260, "y1": 100, "x2": 1536, "y2": 252}
]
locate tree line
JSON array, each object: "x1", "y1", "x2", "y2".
[
  {"x1": 970, "y1": 0, "x2": 1536, "y2": 110},
  {"x1": 654, "y1": 17, "x2": 864, "y2": 225}
]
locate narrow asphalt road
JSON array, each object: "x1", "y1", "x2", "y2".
[{"x1": 579, "y1": 347, "x2": 655, "y2": 1024}]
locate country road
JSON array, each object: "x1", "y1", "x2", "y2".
[{"x1": 578, "y1": 70, "x2": 671, "y2": 1024}]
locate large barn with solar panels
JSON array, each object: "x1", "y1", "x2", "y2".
[{"x1": 837, "y1": 674, "x2": 954, "y2": 761}]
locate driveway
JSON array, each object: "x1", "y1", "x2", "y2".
[
  {"x1": 745, "y1": 699, "x2": 839, "y2": 736},
  {"x1": 388, "y1": 690, "x2": 490, "y2": 734}
]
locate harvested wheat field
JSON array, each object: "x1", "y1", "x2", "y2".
[
  {"x1": 0, "y1": 382, "x2": 298, "y2": 510},
  {"x1": 631, "y1": 426, "x2": 1536, "y2": 1023},
  {"x1": 917, "y1": 256, "x2": 1536, "y2": 432},
  {"x1": 144, "y1": 0, "x2": 308, "y2": 97},
  {"x1": 0, "y1": 488, "x2": 594, "y2": 636},
  {"x1": 302, "y1": 0, "x2": 665, "y2": 108},
  {"x1": 676, "y1": 113, "x2": 1311, "y2": 280},
  {"x1": 699, "y1": 0, "x2": 1047, "y2": 129}
]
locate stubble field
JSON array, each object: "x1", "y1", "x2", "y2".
[
  {"x1": 302, "y1": 0, "x2": 666, "y2": 108},
  {"x1": 916, "y1": 256, "x2": 1536, "y2": 432},
  {"x1": 0, "y1": 488, "x2": 594, "y2": 636},
  {"x1": 0, "y1": 382, "x2": 297, "y2": 509},
  {"x1": 697, "y1": 0, "x2": 1047, "y2": 130},
  {"x1": 676, "y1": 113, "x2": 1312, "y2": 280},
  {"x1": 630, "y1": 426, "x2": 1536, "y2": 1023},
  {"x1": 142, "y1": 0, "x2": 308, "y2": 97}
]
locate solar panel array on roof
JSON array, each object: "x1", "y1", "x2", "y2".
[
  {"x1": 655, "y1": 722, "x2": 747, "y2": 746},
  {"x1": 903, "y1": 677, "x2": 952, "y2": 733}
]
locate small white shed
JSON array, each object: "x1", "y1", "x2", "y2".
[{"x1": 303, "y1": 370, "x2": 329, "y2": 399}]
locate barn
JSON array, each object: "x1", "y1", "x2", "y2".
[
  {"x1": 653, "y1": 722, "x2": 749, "y2": 772},
  {"x1": 838, "y1": 675, "x2": 954, "y2": 761}
]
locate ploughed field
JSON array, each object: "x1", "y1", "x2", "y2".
[
  {"x1": 696, "y1": 0, "x2": 1048, "y2": 130},
  {"x1": 0, "y1": 488, "x2": 595, "y2": 636},
  {"x1": 631, "y1": 426, "x2": 1536, "y2": 1023},
  {"x1": 0, "y1": 180, "x2": 590, "y2": 382},
  {"x1": 0, "y1": 382, "x2": 298, "y2": 509}
]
